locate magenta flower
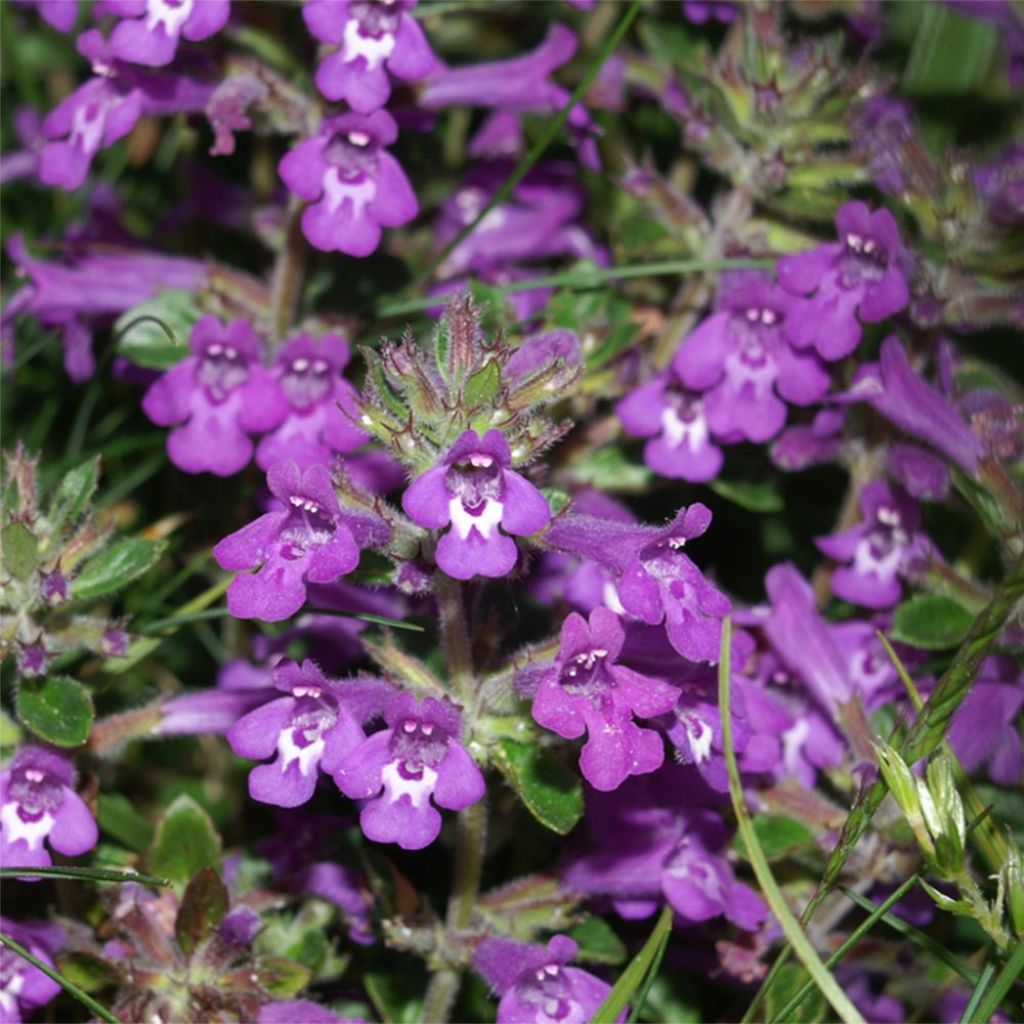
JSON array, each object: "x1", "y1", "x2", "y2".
[
  {"x1": 142, "y1": 316, "x2": 286, "y2": 476},
  {"x1": 616, "y1": 505, "x2": 731, "y2": 664},
  {"x1": 227, "y1": 660, "x2": 366, "y2": 808},
  {"x1": 779, "y1": 201, "x2": 910, "y2": 361},
  {"x1": 255, "y1": 332, "x2": 368, "y2": 472},
  {"x1": 816, "y1": 480, "x2": 929, "y2": 609},
  {"x1": 0, "y1": 917, "x2": 64, "y2": 1022},
  {"x1": 278, "y1": 110, "x2": 417, "y2": 257},
  {"x1": 402, "y1": 429, "x2": 551, "y2": 580},
  {"x1": 106, "y1": 0, "x2": 230, "y2": 68},
  {"x1": 532, "y1": 608, "x2": 679, "y2": 792},
  {"x1": 214, "y1": 461, "x2": 361, "y2": 622},
  {"x1": 617, "y1": 370, "x2": 724, "y2": 482},
  {"x1": 303, "y1": 0, "x2": 435, "y2": 111},
  {"x1": 0, "y1": 747, "x2": 97, "y2": 872},
  {"x1": 334, "y1": 694, "x2": 485, "y2": 851},
  {"x1": 474, "y1": 935, "x2": 618, "y2": 1024},
  {"x1": 672, "y1": 270, "x2": 830, "y2": 443},
  {"x1": 259, "y1": 1001, "x2": 354, "y2": 1024}
]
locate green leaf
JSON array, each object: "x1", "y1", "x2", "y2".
[
  {"x1": 891, "y1": 595, "x2": 974, "y2": 650},
  {"x1": 364, "y1": 967, "x2": 426, "y2": 1024},
  {"x1": 48, "y1": 456, "x2": 100, "y2": 540},
  {"x1": 764, "y1": 964, "x2": 827, "y2": 1024},
  {"x1": 902, "y1": 3, "x2": 998, "y2": 96},
  {"x1": 492, "y1": 740, "x2": 584, "y2": 835},
  {"x1": 592, "y1": 904, "x2": 673, "y2": 1024},
  {"x1": 245, "y1": 958, "x2": 313, "y2": 999},
  {"x1": 463, "y1": 359, "x2": 501, "y2": 408},
  {"x1": 567, "y1": 916, "x2": 627, "y2": 965},
  {"x1": 0, "y1": 708, "x2": 23, "y2": 755},
  {"x1": 0, "y1": 866, "x2": 168, "y2": 886},
  {"x1": 975, "y1": 942, "x2": 1024, "y2": 1024},
  {"x1": 57, "y1": 952, "x2": 119, "y2": 993},
  {"x1": 114, "y1": 290, "x2": 198, "y2": 370},
  {"x1": 734, "y1": 815, "x2": 815, "y2": 863},
  {"x1": 17, "y1": 676, "x2": 94, "y2": 747},
  {"x1": 2, "y1": 521, "x2": 39, "y2": 580},
  {"x1": 98, "y1": 794, "x2": 155, "y2": 853},
  {"x1": 72, "y1": 536, "x2": 165, "y2": 601},
  {"x1": 148, "y1": 794, "x2": 221, "y2": 885},
  {"x1": 572, "y1": 446, "x2": 653, "y2": 493},
  {"x1": 709, "y1": 478, "x2": 784, "y2": 514},
  {"x1": 175, "y1": 866, "x2": 229, "y2": 955}
]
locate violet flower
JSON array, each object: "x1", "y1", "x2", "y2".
[
  {"x1": 214, "y1": 461, "x2": 362, "y2": 622},
  {"x1": 617, "y1": 505, "x2": 731, "y2": 664},
  {"x1": 0, "y1": 917, "x2": 63, "y2": 1023},
  {"x1": 142, "y1": 315, "x2": 287, "y2": 476},
  {"x1": 303, "y1": 0, "x2": 435, "y2": 111},
  {"x1": 259, "y1": 1001, "x2": 355, "y2": 1024},
  {"x1": 154, "y1": 658, "x2": 276, "y2": 737},
  {"x1": 848, "y1": 336, "x2": 985, "y2": 473},
  {"x1": 816, "y1": 480, "x2": 929, "y2": 609},
  {"x1": 474, "y1": 935, "x2": 618, "y2": 1024},
  {"x1": 227, "y1": 660, "x2": 366, "y2": 808},
  {"x1": 3, "y1": 233, "x2": 205, "y2": 381},
  {"x1": 105, "y1": 0, "x2": 230, "y2": 68},
  {"x1": 770, "y1": 408, "x2": 844, "y2": 471},
  {"x1": 887, "y1": 442, "x2": 950, "y2": 501},
  {"x1": 778, "y1": 201, "x2": 910, "y2": 361},
  {"x1": 17, "y1": 0, "x2": 78, "y2": 32},
  {"x1": 278, "y1": 109, "x2": 417, "y2": 257},
  {"x1": 617, "y1": 370, "x2": 724, "y2": 483},
  {"x1": 762, "y1": 563, "x2": 853, "y2": 715},
  {"x1": 402, "y1": 429, "x2": 551, "y2": 580},
  {"x1": 0, "y1": 746, "x2": 97, "y2": 871},
  {"x1": 334, "y1": 693, "x2": 484, "y2": 851},
  {"x1": 255, "y1": 332, "x2": 368, "y2": 472},
  {"x1": 39, "y1": 29, "x2": 214, "y2": 191},
  {"x1": 672, "y1": 270, "x2": 831, "y2": 443},
  {"x1": 532, "y1": 608, "x2": 679, "y2": 792},
  {"x1": 946, "y1": 656, "x2": 1023, "y2": 785}
]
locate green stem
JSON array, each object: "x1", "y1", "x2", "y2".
[
  {"x1": 975, "y1": 942, "x2": 1024, "y2": 1024},
  {"x1": 0, "y1": 933, "x2": 121, "y2": 1024},
  {"x1": 434, "y1": 574, "x2": 474, "y2": 706}
]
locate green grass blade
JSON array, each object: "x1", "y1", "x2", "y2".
[
  {"x1": 409, "y1": 0, "x2": 642, "y2": 292},
  {"x1": 974, "y1": 942, "x2": 1024, "y2": 1023},
  {"x1": 959, "y1": 958, "x2": 997, "y2": 1024},
  {"x1": 0, "y1": 865, "x2": 170, "y2": 886},
  {"x1": 769, "y1": 872, "x2": 921, "y2": 1023},
  {"x1": 719, "y1": 618, "x2": 865, "y2": 1024},
  {"x1": 590, "y1": 904, "x2": 673, "y2": 1024},
  {"x1": 838, "y1": 887, "x2": 978, "y2": 984},
  {"x1": 0, "y1": 932, "x2": 122, "y2": 1024},
  {"x1": 626, "y1": 907, "x2": 672, "y2": 1024}
]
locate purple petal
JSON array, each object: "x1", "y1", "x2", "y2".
[
  {"x1": 402, "y1": 465, "x2": 451, "y2": 528},
  {"x1": 49, "y1": 788, "x2": 98, "y2": 857},
  {"x1": 360, "y1": 791, "x2": 442, "y2": 850},
  {"x1": 228, "y1": 697, "x2": 296, "y2": 760},
  {"x1": 500, "y1": 471, "x2": 551, "y2": 536},
  {"x1": 433, "y1": 742, "x2": 486, "y2": 810},
  {"x1": 436, "y1": 529, "x2": 518, "y2": 580},
  {"x1": 673, "y1": 313, "x2": 729, "y2": 389},
  {"x1": 334, "y1": 729, "x2": 391, "y2": 799}
]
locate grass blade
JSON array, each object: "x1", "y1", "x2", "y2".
[
  {"x1": 719, "y1": 618, "x2": 865, "y2": 1024},
  {"x1": 0, "y1": 932, "x2": 122, "y2": 1024},
  {"x1": 0, "y1": 865, "x2": 170, "y2": 886},
  {"x1": 974, "y1": 942, "x2": 1024, "y2": 1023},
  {"x1": 590, "y1": 903, "x2": 673, "y2": 1024},
  {"x1": 959, "y1": 958, "x2": 996, "y2": 1024}
]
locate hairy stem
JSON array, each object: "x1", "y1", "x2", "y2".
[
  {"x1": 268, "y1": 195, "x2": 307, "y2": 346},
  {"x1": 422, "y1": 575, "x2": 488, "y2": 1024}
]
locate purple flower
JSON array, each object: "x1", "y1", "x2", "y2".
[
  {"x1": 532, "y1": 608, "x2": 679, "y2": 792},
  {"x1": 563, "y1": 768, "x2": 767, "y2": 931},
  {"x1": 154, "y1": 659, "x2": 276, "y2": 736},
  {"x1": 303, "y1": 0, "x2": 435, "y2": 111},
  {"x1": 0, "y1": 917, "x2": 64, "y2": 1022},
  {"x1": 227, "y1": 660, "x2": 366, "y2": 808},
  {"x1": 672, "y1": 271, "x2": 830, "y2": 443},
  {"x1": 39, "y1": 29, "x2": 214, "y2": 190},
  {"x1": 255, "y1": 333, "x2": 368, "y2": 472},
  {"x1": 18, "y1": 0, "x2": 78, "y2": 31},
  {"x1": 0, "y1": 747, "x2": 97, "y2": 872},
  {"x1": 946, "y1": 656, "x2": 1023, "y2": 785},
  {"x1": 142, "y1": 316, "x2": 287, "y2": 476},
  {"x1": 334, "y1": 693, "x2": 485, "y2": 851},
  {"x1": 770, "y1": 408, "x2": 844, "y2": 471},
  {"x1": 105, "y1": 0, "x2": 230, "y2": 68},
  {"x1": 779, "y1": 201, "x2": 910, "y2": 361},
  {"x1": 279, "y1": 110, "x2": 417, "y2": 257},
  {"x1": 2, "y1": 233, "x2": 205, "y2": 381},
  {"x1": 854, "y1": 96, "x2": 915, "y2": 196},
  {"x1": 214, "y1": 461, "x2": 362, "y2": 622},
  {"x1": 617, "y1": 371, "x2": 723, "y2": 483},
  {"x1": 973, "y1": 143, "x2": 1024, "y2": 226},
  {"x1": 887, "y1": 442, "x2": 950, "y2": 500},
  {"x1": 762, "y1": 563, "x2": 853, "y2": 715},
  {"x1": 816, "y1": 481, "x2": 929, "y2": 609},
  {"x1": 847, "y1": 336, "x2": 985, "y2": 473},
  {"x1": 474, "y1": 935, "x2": 617, "y2": 1024},
  {"x1": 401, "y1": 429, "x2": 551, "y2": 580},
  {"x1": 616, "y1": 505, "x2": 731, "y2": 664},
  {"x1": 682, "y1": 1, "x2": 737, "y2": 24}
]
